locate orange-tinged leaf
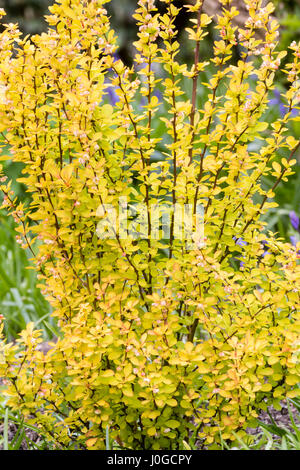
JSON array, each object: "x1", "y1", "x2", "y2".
[{"x1": 86, "y1": 438, "x2": 98, "y2": 447}]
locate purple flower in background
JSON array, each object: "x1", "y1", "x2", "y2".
[
  {"x1": 290, "y1": 235, "x2": 298, "y2": 246},
  {"x1": 108, "y1": 53, "x2": 121, "y2": 72},
  {"x1": 269, "y1": 89, "x2": 285, "y2": 117},
  {"x1": 269, "y1": 89, "x2": 299, "y2": 118},
  {"x1": 261, "y1": 240, "x2": 270, "y2": 258},
  {"x1": 233, "y1": 236, "x2": 247, "y2": 246},
  {"x1": 105, "y1": 53, "x2": 122, "y2": 105},
  {"x1": 290, "y1": 107, "x2": 298, "y2": 117},
  {"x1": 140, "y1": 88, "x2": 162, "y2": 107},
  {"x1": 290, "y1": 236, "x2": 300, "y2": 257},
  {"x1": 289, "y1": 211, "x2": 300, "y2": 231},
  {"x1": 107, "y1": 86, "x2": 119, "y2": 106},
  {"x1": 153, "y1": 88, "x2": 162, "y2": 100},
  {"x1": 233, "y1": 237, "x2": 247, "y2": 269}
]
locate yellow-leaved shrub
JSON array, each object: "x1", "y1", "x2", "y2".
[{"x1": 0, "y1": 0, "x2": 299, "y2": 449}]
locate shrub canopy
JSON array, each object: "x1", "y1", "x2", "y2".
[{"x1": 0, "y1": 0, "x2": 299, "y2": 450}]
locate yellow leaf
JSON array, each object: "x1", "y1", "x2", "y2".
[
  {"x1": 198, "y1": 364, "x2": 210, "y2": 374},
  {"x1": 147, "y1": 426, "x2": 156, "y2": 436},
  {"x1": 101, "y1": 370, "x2": 114, "y2": 377},
  {"x1": 86, "y1": 437, "x2": 98, "y2": 447},
  {"x1": 260, "y1": 383, "x2": 272, "y2": 392},
  {"x1": 285, "y1": 375, "x2": 299, "y2": 386},
  {"x1": 61, "y1": 164, "x2": 74, "y2": 182},
  {"x1": 286, "y1": 389, "x2": 300, "y2": 398},
  {"x1": 272, "y1": 161, "x2": 281, "y2": 174}
]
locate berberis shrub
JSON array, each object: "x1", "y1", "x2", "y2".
[{"x1": 0, "y1": 0, "x2": 299, "y2": 450}]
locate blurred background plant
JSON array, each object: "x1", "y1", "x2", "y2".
[{"x1": 0, "y1": 213, "x2": 54, "y2": 341}]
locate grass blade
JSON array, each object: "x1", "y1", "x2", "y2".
[{"x1": 3, "y1": 408, "x2": 9, "y2": 450}]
